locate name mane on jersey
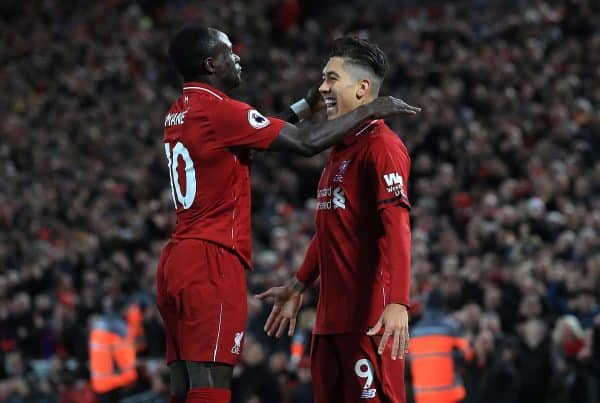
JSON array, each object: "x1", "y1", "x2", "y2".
[{"x1": 165, "y1": 111, "x2": 188, "y2": 127}]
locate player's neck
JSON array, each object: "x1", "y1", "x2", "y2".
[
  {"x1": 359, "y1": 95, "x2": 376, "y2": 107},
  {"x1": 184, "y1": 75, "x2": 233, "y2": 94}
]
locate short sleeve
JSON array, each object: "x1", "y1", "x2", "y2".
[
  {"x1": 367, "y1": 136, "x2": 411, "y2": 210},
  {"x1": 209, "y1": 98, "x2": 285, "y2": 149}
]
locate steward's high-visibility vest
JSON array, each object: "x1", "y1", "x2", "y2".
[
  {"x1": 126, "y1": 304, "x2": 145, "y2": 352},
  {"x1": 89, "y1": 315, "x2": 137, "y2": 393},
  {"x1": 409, "y1": 316, "x2": 472, "y2": 403}
]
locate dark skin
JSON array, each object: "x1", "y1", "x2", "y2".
[
  {"x1": 170, "y1": 28, "x2": 421, "y2": 398},
  {"x1": 190, "y1": 29, "x2": 421, "y2": 156}
]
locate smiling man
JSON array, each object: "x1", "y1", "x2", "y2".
[
  {"x1": 259, "y1": 37, "x2": 413, "y2": 403},
  {"x1": 157, "y1": 26, "x2": 419, "y2": 403}
]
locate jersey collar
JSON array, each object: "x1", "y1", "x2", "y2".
[
  {"x1": 340, "y1": 119, "x2": 382, "y2": 147},
  {"x1": 182, "y1": 82, "x2": 228, "y2": 100}
]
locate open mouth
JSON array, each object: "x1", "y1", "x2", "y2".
[{"x1": 324, "y1": 96, "x2": 337, "y2": 111}]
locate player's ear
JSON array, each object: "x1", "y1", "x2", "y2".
[
  {"x1": 203, "y1": 57, "x2": 216, "y2": 74},
  {"x1": 356, "y1": 79, "x2": 370, "y2": 99}
]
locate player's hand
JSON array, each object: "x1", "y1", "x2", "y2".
[
  {"x1": 305, "y1": 84, "x2": 325, "y2": 112},
  {"x1": 256, "y1": 286, "x2": 303, "y2": 338},
  {"x1": 366, "y1": 304, "x2": 410, "y2": 360},
  {"x1": 367, "y1": 96, "x2": 421, "y2": 119}
]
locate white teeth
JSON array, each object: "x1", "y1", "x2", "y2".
[{"x1": 325, "y1": 98, "x2": 337, "y2": 107}]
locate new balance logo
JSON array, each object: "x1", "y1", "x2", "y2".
[
  {"x1": 383, "y1": 172, "x2": 403, "y2": 186},
  {"x1": 333, "y1": 186, "x2": 345, "y2": 209},
  {"x1": 361, "y1": 389, "x2": 377, "y2": 399},
  {"x1": 231, "y1": 331, "x2": 244, "y2": 355}
]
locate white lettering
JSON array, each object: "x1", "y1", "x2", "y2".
[
  {"x1": 164, "y1": 111, "x2": 188, "y2": 127},
  {"x1": 383, "y1": 172, "x2": 405, "y2": 197},
  {"x1": 386, "y1": 184, "x2": 405, "y2": 197},
  {"x1": 383, "y1": 172, "x2": 403, "y2": 186},
  {"x1": 317, "y1": 187, "x2": 332, "y2": 198},
  {"x1": 317, "y1": 187, "x2": 346, "y2": 210},
  {"x1": 316, "y1": 200, "x2": 332, "y2": 210}
]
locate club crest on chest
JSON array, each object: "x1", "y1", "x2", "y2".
[{"x1": 333, "y1": 159, "x2": 351, "y2": 183}]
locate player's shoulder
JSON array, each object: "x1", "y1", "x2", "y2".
[
  {"x1": 365, "y1": 123, "x2": 410, "y2": 156},
  {"x1": 184, "y1": 87, "x2": 227, "y2": 112},
  {"x1": 183, "y1": 85, "x2": 226, "y2": 102},
  {"x1": 193, "y1": 92, "x2": 254, "y2": 118},
  {"x1": 174, "y1": 89, "x2": 252, "y2": 127}
]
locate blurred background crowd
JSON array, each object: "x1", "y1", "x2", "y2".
[{"x1": 1, "y1": 0, "x2": 600, "y2": 402}]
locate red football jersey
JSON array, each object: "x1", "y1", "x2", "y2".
[
  {"x1": 303, "y1": 120, "x2": 411, "y2": 334},
  {"x1": 162, "y1": 82, "x2": 285, "y2": 269}
]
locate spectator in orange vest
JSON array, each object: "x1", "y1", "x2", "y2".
[
  {"x1": 409, "y1": 289, "x2": 472, "y2": 403},
  {"x1": 89, "y1": 297, "x2": 137, "y2": 403},
  {"x1": 126, "y1": 303, "x2": 145, "y2": 353}
]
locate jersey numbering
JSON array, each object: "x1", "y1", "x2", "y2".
[
  {"x1": 355, "y1": 358, "x2": 377, "y2": 399},
  {"x1": 164, "y1": 142, "x2": 196, "y2": 209}
]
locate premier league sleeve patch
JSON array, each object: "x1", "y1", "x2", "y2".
[{"x1": 247, "y1": 109, "x2": 271, "y2": 129}]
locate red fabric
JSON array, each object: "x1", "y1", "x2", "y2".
[
  {"x1": 186, "y1": 388, "x2": 231, "y2": 403},
  {"x1": 60, "y1": 382, "x2": 97, "y2": 403},
  {"x1": 379, "y1": 206, "x2": 411, "y2": 306},
  {"x1": 57, "y1": 290, "x2": 76, "y2": 307},
  {"x1": 295, "y1": 235, "x2": 320, "y2": 286},
  {"x1": 156, "y1": 239, "x2": 247, "y2": 365},
  {"x1": 452, "y1": 192, "x2": 471, "y2": 209},
  {"x1": 277, "y1": 0, "x2": 300, "y2": 30},
  {"x1": 563, "y1": 339, "x2": 584, "y2": 357},
  {"x1": 163, "y1": 82, "x2": 285, "y2": 270},
  {"x1": 311, "y1": 120, "x2": 412, "y2": 334},
  {"x1": 311, "y1": 333, "x2": 405, "y2": 403}
]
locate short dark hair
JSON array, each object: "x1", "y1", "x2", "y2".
[
  {"x1": 169, "y1": 25, "x2": 219, "y2": 80},
  {"x1": 329, "y1": 37, "x2": 388, "y2": 79}
]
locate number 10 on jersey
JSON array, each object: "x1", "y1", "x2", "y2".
[{"x1": 164, "y1": 142, "x2": 196, "y2": 209}]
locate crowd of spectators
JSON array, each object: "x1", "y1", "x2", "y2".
[{"x1": 1, "y1": 0, "x2": 599, "y2": 402}]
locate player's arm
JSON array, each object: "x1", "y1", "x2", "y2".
[
  {"x1": 293, "y1": 235, "x2": 320, "y2": 289},
  {"x1": 206, "y1": 94, "x2": 418, "y2": 153},
  {"x1": 280, "y1": 107, "x2": 304, "y2": 125},
  {"x1": 256, "y1": 236, "x2": 320, "y2": 337},
  {"x1": 366, "y1": 139, "x2": 412, "y2": 359},
  {"x1": 367, "y1": 205, "x2": 411, "y2": 360},
  {"x1": 268, "y1": 97, "x2": 420, "y2": 157},
  {"x1": 279, "y1": 86, "x2": 324, "y2": 124},
  {"x1": 381, "y1": 206, "x2": 411, "y2": 308}
]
